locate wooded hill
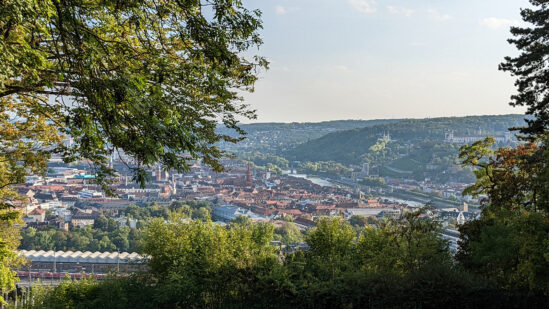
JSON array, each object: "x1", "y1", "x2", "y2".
[
  {"x1": 218, "y1": 119, "x2": 401, "y2": 153},
  {"x1": 218, "y1": 115, "x2": 528, "y2": 183},
  {"x1": 284, "y1": 115, "x2": 527, "y2": 165}
]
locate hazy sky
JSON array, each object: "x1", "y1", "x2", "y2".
[{"x1": 241, "y1": 0, "x2": 530, "y2": 123}]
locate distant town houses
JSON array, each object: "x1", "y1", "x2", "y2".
[
  {"x1": 12, "y1": 154, "x2": 479, "y2": 236},
  {"x1": 71, "y1": 210, "x2": 101, "y2": 228},
  {"x1": 25, "y1": 208, "x2": 46, "y2": 223}
]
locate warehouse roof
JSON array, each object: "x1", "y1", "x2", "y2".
[{"x1": 18, "y1": 250, "x2": 146, "y2": 264}]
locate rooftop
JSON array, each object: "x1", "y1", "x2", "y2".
[{"x1": 18, "y1": 250, "x2": 146, "y2": 264}]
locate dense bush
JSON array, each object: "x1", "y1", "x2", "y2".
[{"x1": 26, "y1": 212, "x2": 549, "y2": 308}]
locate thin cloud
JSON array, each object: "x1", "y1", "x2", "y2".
[
  {"x1": 480, "y1": 17, "x2": 519, "y2": 29},
  {"x1": 349, "y1": 0, "x2": 377, "y2": 14},
  {"x1": 275, "y1": 5, "x2": 287, "y2": 15},
  {"x1": 387, "y1": 6, "x2": 414, "y2": 17},
  {"x1": 428, "y1": 9, "x2": 452, "y2": 21},
  {"x1": 332, "y1": 65, "x2": 351, "y2": 72}
]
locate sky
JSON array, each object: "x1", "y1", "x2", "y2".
[{"x1": 240, "y1": 0, "x2": 530, "y2": 123}]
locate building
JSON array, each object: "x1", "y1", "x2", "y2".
[
  {"x1": 17, "y1": 250, "x2": 147, "y2": 273},
  {"x1": 71, "y1": 211, "x2": 100, "y2": 228},
  {"x1": 361, "y1": 163, "x2": 370, "y2": 177},
  {"x1": 378, "y1": 132, "x2": 392, "y2": 142},
  {"x1": 26, "y1": 208, "x2": 46, "y2": 223},
  {"x1": 444, "y1": 130, "x2": 512, "y2": 144},
  {"x1": 245, "y1": 163, "x2": 253, "y2": 187},
  {"x1": 441, "y1": 229, "x2": 459, "y2": 252},
  {"x1": 78, "y1": 190, "x2": 103, "y2": 199},
  {"x1": 457, "y1": 212, "x2": 466, "y2": 225},
  {"x1": 213, "y1": 205, "x2": 267, "y2": 222}
]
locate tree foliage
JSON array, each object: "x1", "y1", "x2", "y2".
[
  {"x1": 141, "y1": 217, "x2": 277, "y2": 307},
  {"x1": 458, "y1": 137, "x2": 549, "y2": 292},
  {"x1": 357, "y1": 208, "x2": 450, "y2": 275},
  {"x1": 1, "y1": 0, "x2": 266, "y2": 297},
  {"x1": 29, "y1": 212, "x2": 549, "y2": 308},
  {"x1": 274, "y1": 221, "x2": 303, "y2": 245},
  {"x1": 499, "y1": 0, "x2": 549, "y2": 136},
  {"x1": 298, "y1": 161, "x2": 350, "y2": 177},
  {"x1": 359, "y1": 176, "x2": 386, "y2": 187},
  {"x1": 0, "y1": 0, "x2": 267, "y2": 190},
  {"x1": 0, "y1": 220, "x2": 24, "y2": 304},
  {"x1": 459, "y1": 137, "x2": 546, "y2": 212},
  {"x1": 456, "y1": 4, "x2": 549, "y2": 293},
  {"x1": 19, "y1": 201, "x2": 215, "y2": 252}
]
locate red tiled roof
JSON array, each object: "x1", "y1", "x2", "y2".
[{"x1": 30, "y1": 208, "x2": 45, "y2": 215}]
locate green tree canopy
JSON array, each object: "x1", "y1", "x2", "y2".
[
  {"x1": 0, "y1": 0, "x2": 267, "y2": 191},
  {"x1": 357, "y1": 208, "x2": 450, "y2": 275},
  {"x1": 359, "y1": 177, "x2": 386, "y2": 187},
  {"x1": 274, "y1": 221, "x2": 303, "y2": 245},
  {"x1": 458, "y1": 138, "x2": 549, "y2": 292},
  {"x1": 229, "y1": 215, "x2": 252, "y2": 228},
  {"x1": 141, "y1": 218, "x2": 277, "y2": 307},
  {"x1": 499, "y1": 0, "x2": 549, "y2": 136}
]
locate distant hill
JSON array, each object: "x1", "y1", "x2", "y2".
[
  {"x1": 217, "y1": 115, "x2": 528, "y2": 183},
  {"x1": 218, "y1": 119, "x2": 402, "y2": 153},
  {"x1": 284, "y1": 114, "x2": 527, "y2": 165}
]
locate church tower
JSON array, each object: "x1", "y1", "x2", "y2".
[{"x1": 245, "y1": 163, "x2": 253, "y2": 187}]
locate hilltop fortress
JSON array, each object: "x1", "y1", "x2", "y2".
[{"x1": 444, "y1": 130, "x2": 512, "y2": 144}]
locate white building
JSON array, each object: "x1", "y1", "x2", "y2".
[
  {"x1": 444, "y1": 130, "x2": 512, "y2": 144},
  {"x1": 78, "y1": 190, "x2": 104, "y2": 199},
  {"x1": 213, "y1": 205, "x2": 267, "y2": 222}
]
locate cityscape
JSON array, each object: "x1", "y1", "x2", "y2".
[{"x1": 1, "y1": 0, "x2": 548, "y2": 307}]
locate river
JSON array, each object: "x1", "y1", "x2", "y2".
[
  {"x1": 285, "y1": 172, "x2": 432, "y2": 207},
  {"x1": 285, "y1": 173, "x2": 335, "y2": 187}
]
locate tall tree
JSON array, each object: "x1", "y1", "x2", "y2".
[
  {"x1": 458, "y1": 139, "x2": 549, "y2": 292},
  {"x1": 304, "y1": 217, "x2": 356, "y2": 281},
  {"x1": 356, "y1": 207, "x2": 450, "y2": 275},
  {"x1": 457, "y1": 1, "x2": 549, "y2": 291},
  {"x1": 0, "y1": 0, "x2": 266, "y2": 300},
  {"x1": 0, "y1": 0, "x2": 267, "y2": 191},
  {"x1": 459, "y1": 137, "x2": 547, "y2": 213},
  {"x1": 499, "y1": 0, "x2": 549, "y2": 136}
]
